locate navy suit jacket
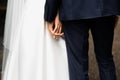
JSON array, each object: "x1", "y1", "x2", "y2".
[{"x1": 44, "y1": 0, "x2": 120, "y2": 22}]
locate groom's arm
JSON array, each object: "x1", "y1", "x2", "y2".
[{"x1": 44, "y1": 0, "x2": 60, "y2": 22}]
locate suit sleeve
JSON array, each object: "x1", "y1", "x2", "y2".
[{"x1": 44, "y1": 0, "x2": 60, "y2": 22}]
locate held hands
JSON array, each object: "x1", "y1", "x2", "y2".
[{"x1": 48, "y1": 14, "x2": 64, "y2": 39}]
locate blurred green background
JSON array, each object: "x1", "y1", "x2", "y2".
[{"x1": 0, "y1": 1, "x2": 120, "y2": 80}]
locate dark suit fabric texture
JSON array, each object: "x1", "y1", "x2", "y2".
[
  {"x1": 44, "y1": 0, "x2": 119, "y2": 80},
  {"x1": 44, "y1": 0, "x2": 120, "y2": 22},
  {"x1": 62, "y1": 15, "x2": 117, "y2": 80}
]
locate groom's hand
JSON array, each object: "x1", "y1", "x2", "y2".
[
  {"x1": 48, "y1": 21, "x2": 64, "y2": 39},
  {"x1": 48, "y1": 15, "x2": 64, "y2": 39},
  {"x1": 54, "y1": 14, "x2": 64, "y2": 39}
]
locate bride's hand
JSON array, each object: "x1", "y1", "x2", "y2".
[{"x1": 48, "y1": 14, "x2": 64, "y2": 39}]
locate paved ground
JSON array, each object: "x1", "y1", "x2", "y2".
[{"x1": 0, "y1": 4, "x2": 120, "y2": 80}]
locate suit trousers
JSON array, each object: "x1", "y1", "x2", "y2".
[{"x1": 62, "y1": 15, "x2": 117, "y2": 80}]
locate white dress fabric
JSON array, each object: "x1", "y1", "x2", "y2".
[{"x1": 1, "y1": 0, "x2": 69, "y2": 80}]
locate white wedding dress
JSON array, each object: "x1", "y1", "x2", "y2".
[{"x1": 1, "y1": 0, "x2": 69, "y2": 80}]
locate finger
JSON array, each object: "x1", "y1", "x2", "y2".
[
  {"x1": 54, "y1": 23, "x2": 61, "y2": 33},
  {"x1": 53, "y1": 33, "x2": 64, "y2": 39},
  {"x1": 54, "y1": 32, "x2": 64, "y2": 38},
  {"x1": 57, "y1": 24, "x2": 62, "y2": 33},
  {"x1": 53, "y1": 25, "x2": 58, "y2": 33},
  {"x1": 58, "y1": 25, "x2": 62, "y2": 34},
  {"x1": 53, "y1": 25, "x2": 60, "y2": 39},
  {"x1": 58, "y1": 32, "x2": 64, "y2": 39},
  {"x1": 55, "y1": 24, "x2": 61, "y2": 34},
  {"x1": 54, "y1": 34, "x2": 60, "y2": 39},
  {"x1": 53, "y1": 23, "x2": 63, "y2": 39},
  {"x1": 60, "y1": 32, "x2": 64, "y2": 36},
  {"x1": 48, "y1": 23, "x2": 55, "y2": 37}
]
